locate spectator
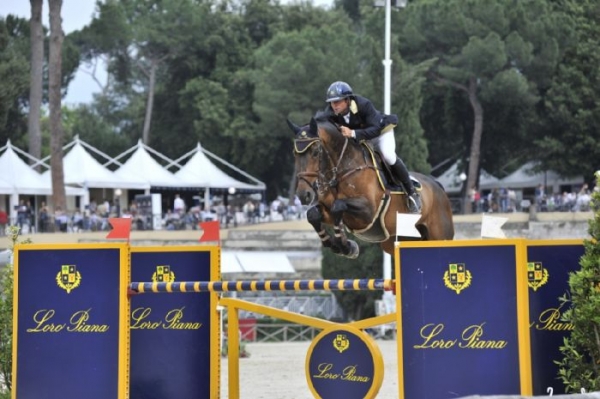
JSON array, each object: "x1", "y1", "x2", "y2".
[
  {"x1": 243, "y1": 200, "x2": 255, "y2": 224},
  {"x1": 17, "y1": 199, "x2": 29, "y2": 230},
  {"x1": 38, "y1": 202, "x2": 49, "y2": 232},
  {"x1": 499, "y1": 187, "x2": 509, "y2": 213},
  {"x1": 174, "y1": 194, "x2": 186, "y2": 214},
  {"x1": 72, "y1": 211, "x2": 84, "y2": 232},
  {"x1": 0, "y1": 209, "x2": 7, "y2": 235},
  {"x1": 54, "y1": 206, "x2": 68, "y2": 232}
]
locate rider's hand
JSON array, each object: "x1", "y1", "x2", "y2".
[{"x1": 340, "y1": 126, "x2": 355, "y2": 139}]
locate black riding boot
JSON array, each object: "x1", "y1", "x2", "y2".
[{"x1": 390, "y1": 157, "x2": 421, "y2": 213}]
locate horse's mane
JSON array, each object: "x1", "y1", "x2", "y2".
[{"x1": 313, "y1": 112, "x2": 349, "y2": 149}]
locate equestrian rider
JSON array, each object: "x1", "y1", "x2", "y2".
[{"x1": 319, "y1": 81, "x2": 421, "y2": 213}]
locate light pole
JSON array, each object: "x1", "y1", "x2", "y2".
[
  {"x1": 377, "y1": 0, "x2": 407, "y2": 295},
  {"x1": 378, "y1": 0, "x2": 407, "y2": 115}
]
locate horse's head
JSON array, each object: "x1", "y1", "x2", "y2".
[{"x1": 288, "y1": 119, "x2": 321, "y2": 205}]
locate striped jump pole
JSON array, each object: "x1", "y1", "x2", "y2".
[{"x1": 129, "y1": 278, "x2": 395, "y2": 294}]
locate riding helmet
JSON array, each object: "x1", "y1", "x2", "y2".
[{"x1": 326, "y1": 81, "x2": 353, "y2": 102}]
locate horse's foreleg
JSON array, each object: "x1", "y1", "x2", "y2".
[
  {"x1": 306, "y1": 205, "x2": 340, "y2": 253},
  {"x1": 331, "y1": 200, "x2": 359, "y2": 259}
]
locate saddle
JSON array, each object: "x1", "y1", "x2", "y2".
[
  {"x1": 348, "y1": 143, "x2": 423, "y2": 243},
  {"x1": 359, "y1": 142, "x2": 421, "y2": 195}
]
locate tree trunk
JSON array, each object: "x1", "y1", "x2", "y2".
[
  {"x1": 141, "y1": 60, "x2": 157, "y2": 145},
  {"x1": 48, "y1": 0, "x2": 66, "y2": 211},
  {"x1": 463, "y1": 76, "x2": 483, "y2": 215},
  {"x1": 28, "y1": 0, "x2": 44, "y2": 168}
]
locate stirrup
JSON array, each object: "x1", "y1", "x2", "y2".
[{"x1": 407, "y1": 193, "x2": 421, "y2": 214}]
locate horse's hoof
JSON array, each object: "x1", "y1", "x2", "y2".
[
  {"x1": 344, "y1": 240, "x2": 360, "y2": 259},
  {"x1": 329, "y1": 244, "x2": 342, "y2": 255}
]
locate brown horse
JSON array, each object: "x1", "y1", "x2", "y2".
[{"x1": 289, "y1": 117, "x2": 454, "y2": 258}]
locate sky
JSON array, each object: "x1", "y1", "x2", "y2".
[
  {"x1": 2, "y1": 0, "x2": 101, "y2": 105},
  {"x1": 1, "y1": 0, "x2": 332, "y2": 106}
]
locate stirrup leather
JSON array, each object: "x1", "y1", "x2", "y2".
[{"x1": 407, "y1": 193, "x2": 421, "y2": 214}]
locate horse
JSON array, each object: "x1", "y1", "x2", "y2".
[{"x1": 289, "y1": 117, "x2": 454, "y2": 258}]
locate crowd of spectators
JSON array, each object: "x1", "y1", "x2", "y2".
[
  {"x1": 4, "y1": 184, "x2": 592, "y2": 235},
  {"x1": 0, "y1": 195, "x2": 306, "y2": 235},
  {"x1": 468, "y1": 184, "x2": 595, "y2": 214}
]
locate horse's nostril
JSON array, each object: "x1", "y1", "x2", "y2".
[{"x1": 304, "y1": 192, "x2": 313, "y2": 205}]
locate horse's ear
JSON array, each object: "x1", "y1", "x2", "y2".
[
  {"x1": 310, "y1": 118, "x2": 318, "y2": 137},
  {"x1": 286, "y1": 119, "x2": 301, "y2": 135}
]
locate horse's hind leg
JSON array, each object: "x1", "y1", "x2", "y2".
[
  {"x1": 306, "y1": 205, "x2": 343, "y2": 254},
  {"x1": 331, "y1": 200, "x2": 359, "y2": 259}
]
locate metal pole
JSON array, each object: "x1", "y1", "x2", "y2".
[
  {"x1": 383, "y1": 0, "x2": 393, "y2": 288},
  {"x1": 129, "y1": 279, "x2": 396, "y2": 294},
  {"x1": 383, "y1": 0, "x2": 392, "y2": 115}
]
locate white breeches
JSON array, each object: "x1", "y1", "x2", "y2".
[{"x1": 371, "y1": 131, "x2": 397, "y2": 165}]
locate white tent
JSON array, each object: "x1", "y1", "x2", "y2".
[
  {"x1": 0, "y1": 140, "x2": 85, "y2": 221},
  {"x1": 172, "y1": 143, "x2": 265, "y2": 191},
  {"x1": 436, "y1": 161, "x2": 500, "y2": 194},
  {"x1": 41, "y1": 137, "x2": 150, "y2": 190},
  {"x1": 498, "y1": 162, "x2": 584, "y2": 191},
  {"x1": 113, "y1": 140, "x2": 185, "y2": 188},
  {"x1": 0, "y1": 142, "x2": 53, "y2": 195}
]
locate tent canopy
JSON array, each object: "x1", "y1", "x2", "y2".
[
  {"x1": 173, "y1": 143, "x2": 265, "y2": 191},
  {"x1": 114, "y1": 140, "x2": 184, "y2": 188},
  {"x1": 435, "y1": 161, "x2": 500, "y2": 194},
  {"x1": 498, "y1": 162, "x2": 584, "y2": 190},
  {"x1": 0, "y1": 141, "x2": 84, "y2": 196},
  {"x1": 42, "y1": 137, "x2": 150, "y2": 190}
]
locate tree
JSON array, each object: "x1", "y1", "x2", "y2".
[
  {"x1": 322, "y1": 239, "x2": 383, "y2": 321},
  {"x1": 27, "y1": 0, "x2": 43, "y2": 166},
  {"x1": 0, "y1": 17, "x2": 29, "y2": 144},
  {"x1": 48, "y1": 0, "x2": 66, "y2": 211},
  {"x1": 400, "y1": 0, "x2": 572, "y2": 212},
  {"x1": 534, "y1": 0, "x2": 600, "y2": 183},
  {"x1": 251, "y1": 13, "x2": 369, "y2": 197}
]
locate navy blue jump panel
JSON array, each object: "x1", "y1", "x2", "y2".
[
  {"x1": 395, "y1": 239, "x2": 532, "y2": 399},
  {"x1": 129, "y1": 246, "x2": 220, "y2": 399},
  {"x1": 13, "y1": 243, "x2": 130, "y2": 399},
  {"x1": 527, "y1": 239, "x2": 584, "y2": 396}
]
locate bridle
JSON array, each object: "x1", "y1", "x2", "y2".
[{"x1": 294, "y1": 126, "x2": 377, "y2": 200}]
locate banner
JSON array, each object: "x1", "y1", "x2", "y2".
[
  {"x1": 395, "y1": 239, "x2": 531, "y2": 399},
  {"x1": 13, "y1": 243, "x2": 130, "y2": 399},
  {"x1": 129, "y1": 246, "x2": 220, "y2": 399}
]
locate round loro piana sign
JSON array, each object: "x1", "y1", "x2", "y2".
[{"x1": 305, "y1": 325, "x2": 384, "y2": 399}]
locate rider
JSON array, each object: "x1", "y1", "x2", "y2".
[{"x1": 319, "y1": 81, "x2": 421, "y2": 213}]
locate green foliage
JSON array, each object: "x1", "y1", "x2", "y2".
[
  {"x1": 321, "y1": 239, "x2": 383, "y2": 321},
  {"x1": 0, "y1": 16, "x2": 29, "y2": 142},
  {"x1": 4, "y1": 0, "x2": 599, "y2": 201},
  {"x1": 556, "y1": 172, "x2": 600, "y2": 392},
  {"x1": 0, "y1": 226, "x2": 31, "y2": 394},
  {"x1": 399, "y1": 0, "x2": 575, "y2": 178},
  {"x1": 534, "y1": 0, "x2": 600, "y2": 181}
]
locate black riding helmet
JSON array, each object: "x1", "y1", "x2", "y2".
[{"x1": 326, "y1": 81, "x2": 353, "y2": 102}]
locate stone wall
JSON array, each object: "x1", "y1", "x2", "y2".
[{"x1": 222, "y1": 219, "x2": 591, "y2": 279}]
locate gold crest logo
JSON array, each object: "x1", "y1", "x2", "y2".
[
  {"x1": 333, "y1": 334, "x2": 350, "y2": 353},
  {"x1": 56, "y1": 265, "x2": 81, "y2": 294},
  {"x1": 527, "y1": 262, "x2": 549, "y2": 291},
  {"x1": 152, "y1": 265, "x2": 175, "y2": 283},
  {"x1": 443, "y1": 263, "x2": 472, "y2": 294}
]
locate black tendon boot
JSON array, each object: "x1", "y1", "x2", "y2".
[{"x1": 390, "y1": 158, "x2": 422, "y2": 213}]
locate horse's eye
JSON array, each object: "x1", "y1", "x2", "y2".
[{"x1": 311, "y1": 147, "x2": 319, "y2": 157}]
